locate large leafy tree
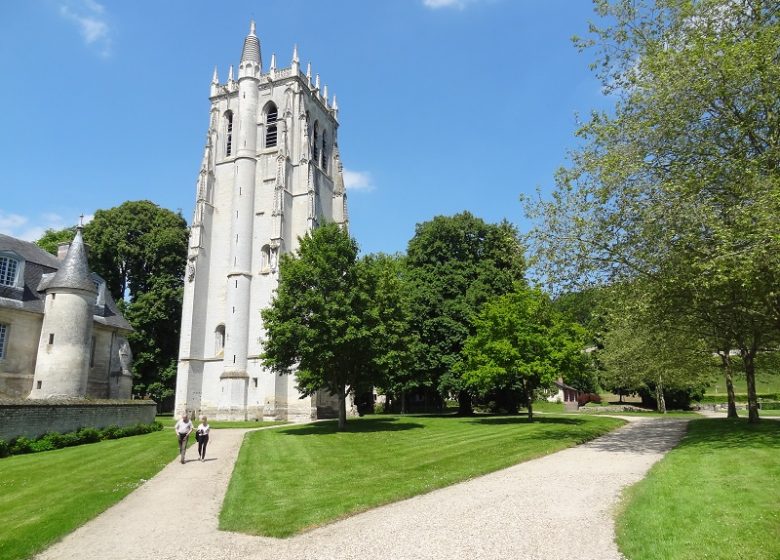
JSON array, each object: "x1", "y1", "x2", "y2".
[
  {"x1": 261, "y1": 223, "x2": 375, "y2": 430},
  {"x1": 525, "y1": 0, "x2": 780, "y2": 422},
  {"x1": 460, "y1": 285, "x2": 590, "y2": 420},
  {"x1": 406, "y1": 212, "x2": 526, "y2": 415},
  {"x1": 35, "y1": 227, "x2": 77, "y2": 255}
]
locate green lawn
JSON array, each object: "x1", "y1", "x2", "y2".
[
  {"x1": 616, "y1": 418, "x2": 780, "y2": 560},
  {"x1": 155, "y1": 415, "x2": 284, "y2": 429},
  {"x1": 220, "y1": 413, "x2": 624, "y2": 537},
  {"x1": 0, "y1": 431, "x2": 178, "y2": 560}
]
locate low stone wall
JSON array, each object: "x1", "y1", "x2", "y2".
[{"x1": 0, "y1": 398, "x2": 157, "y2": 441}]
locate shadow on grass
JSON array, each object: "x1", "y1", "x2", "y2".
[
  {"x1": 277, "y1": 417, "x2": 425, "y2": 436},
  {"x1": 675, "y1": 418, "x2": 780, "y2": 451},
  {"x1": 470, "y1": 416, "x2": 588, "y2": 426}
]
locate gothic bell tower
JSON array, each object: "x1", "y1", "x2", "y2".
[{"x1": 175, "y1": 21, "x2": 348, "y2": 421}]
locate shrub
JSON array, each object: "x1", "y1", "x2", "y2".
[
  {"x1": 9, "y1": 437, "x2": 33, "y2": 455},
  {"x1": 76, "y1": 427, "x2": 102, "y2": 444},
  {"x1": 102, "y1": 425, "x2": 122, "y2": 440},
  {"x1": 0, "y1": 439, "x2": 9, "y2": 458}
]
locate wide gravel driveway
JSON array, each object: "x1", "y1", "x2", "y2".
[{"x1": 35, "y1": 417, "x2": 687, "y2": 560}]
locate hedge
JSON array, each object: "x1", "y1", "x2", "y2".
[{"x1": 0, "y1": 422, "x2": 163, "y2": 459}]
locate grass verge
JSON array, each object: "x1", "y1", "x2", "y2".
[
  {"x1": 0, "y1": 431, "x2": 177, "y2": 560},
  {"x1": 616, "y1": 418, "x2": 780, "y2": 560},
  {"x1": 220, "y1": 413, "x2": 624, "y2": 537}
]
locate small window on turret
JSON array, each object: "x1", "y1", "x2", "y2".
[
  {"x1": 225, "y1": 111, "x2": 234, "y2": 157},
  {"x1": 265, "y1": 103, "x2": 278, "y2": 148},
  {"x1": 48, "y1": 333, "x2": 54, "y2": 345},
  {"x1": 0, "y1": 323, "x2": 7, "y2": 359}
]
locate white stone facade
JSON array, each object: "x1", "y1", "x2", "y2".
[{"x1": 175, "y1": 23, "x2": 348, "y2": 422}]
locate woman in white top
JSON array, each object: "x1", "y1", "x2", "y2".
[{"x1": 196, "y1": 416, "x2": 210, "y2": 462}]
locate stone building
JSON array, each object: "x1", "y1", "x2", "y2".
[
  {"x1": 175, "y1": 22, "x2": 348, "y2": 422},
  {"x1": 0, "y1": 229, "x2": 133, "y2": 399}
]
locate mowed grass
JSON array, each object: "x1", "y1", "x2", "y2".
[
  {"x1": 616, "y1": 418, "x2": 780, "y2": 560},
  {"x1": 155, "y1": 415, "x2": 284, "y2": 429},
  {"x1": 0, "y1": 431, "x2": 178, "y2": 560},
  {"x1": 220, "y1": 414, "x2": 624, "y2": 537}
]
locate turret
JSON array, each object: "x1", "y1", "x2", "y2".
[
  {"x1": 29, "y1": 227, "x2": 97, "y2": 399},
  {"x1": 210, "y1": 66, "x2": 219, "y2": 97}
]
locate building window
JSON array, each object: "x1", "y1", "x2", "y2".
[
  {"x1": 321, "y1": 131, "x2": 328, "y2": 172},
  {"x1": 0, "y1": 256, "x2": 19, "y2": 286},
  {"x1": 265, "y1": 103, "x2": 278, "y2": 148},
  {"x1": 48, "y1": 333, "x2": 54, "y2": 345},
  {"x1": 0, "y1": 323, "x2": 7, "y2": 359},
  {"x1": 260, "y1": 245, "x2": 271, "y2": 272},
  {"x1": 215, "y1": 324, "x2": 225, "y2": 356},
  {"x1": 225, "y1": 111, "x2": 234, "y2": 157},
  {"x1": 312, "y1": 121, "x2": 319, "y2": 163}
]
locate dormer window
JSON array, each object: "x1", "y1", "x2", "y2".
[
  {"x1": 265, "y1": 103, "x2": 278, "y2": 148},
  {"x1": 0, "y1": 255, "x2": 19, "y2": 287}
]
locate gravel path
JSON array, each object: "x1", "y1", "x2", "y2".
[{"x1": 35, "y1": 418, "x2": 687, "y2": 560}]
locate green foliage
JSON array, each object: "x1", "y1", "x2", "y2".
[
  {"x1": 34, "y1": 226, "x2": 77, "y2": 255},
  {"x1": 1, "y1": 422, "x2": 163, "y2": 459},
  {"x1": 405, "y1": 212, "x2": 526, "y2": 412},
  {"x1": 220, "y1": 414, "x2": 623, "y2": 537},
  {"x1": 460, "y1": 285, "x2": 591, "y2": 418},
  {"x1": 525, "y1": 0, "x2": 780, "y2": 422},
  {"x1": 261, "y1": 223, "x2": 373, "y2": 428},
  {"x1": 616, "y1": 418, "x2": 780, "y2": 560}
]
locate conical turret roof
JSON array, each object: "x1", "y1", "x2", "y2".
[{"x1": 47, "y1": 228, "x2": 97, "y2": 293}]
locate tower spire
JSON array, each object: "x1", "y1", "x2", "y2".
[
  {"x1": 239, "y1": 19, "x2": 262, "y2": 77},
  {"x1": 211, "y1": 66, "x2": 219, "y2": 84}
]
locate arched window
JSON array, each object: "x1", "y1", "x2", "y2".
[
  {"x1": 321, "y1": 130, "x2": 328, "y2": 172},
  {"x1": 312, "y1": 121, "x2": 319, "y2": 162},
  {"x1": 224, "y1": 111, "x2": 234, "y2": 157},
  {"x1": 0, "y1": 255, "x2": 19, "y2": 287},
  {"x1": 264, "y1": 103, "x2": 278, "y2": 148},
  {"x1": 260, "y1": 245, "x2": 271, "y2": 272},
  {"x1": 215, "y1": 324, "x2": 225, "y2": 356}
]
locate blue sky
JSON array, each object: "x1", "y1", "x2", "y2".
[{"x1": 0, "y1": 0, "x2": 611, "y2": 255}]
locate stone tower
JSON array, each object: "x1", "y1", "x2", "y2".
[
  {"x1": 175, "y1": 22, "x2": 348, "y2": 421},
  {"x1": 28, "y1": 228, "x2": 97, "y2": 399}
]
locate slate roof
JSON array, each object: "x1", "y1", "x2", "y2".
[
  {"x1": 47, "y1": 229, "x2": 97, "y2": 294},
  {"x1": 0, "y1": 233, "x2": 131, "y2": 331}
]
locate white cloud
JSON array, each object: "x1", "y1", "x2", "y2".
[
  {"x1": 422, "y1": 0, "x2": 486, "y2": 9},
  {"x1": 343, "y1": 169, "x2": 375, "y2": 193},
  {"x1": 0, "y1": 211, "x2": 82, "y2": 242},
  {"x1": 59, "y1": 0, "x2": 112, "y2": 57}
]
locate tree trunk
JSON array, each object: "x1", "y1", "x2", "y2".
[
  {"x1": 337, "y1": 386, "x2": 347, "y2": 430},
  {"x1": 743, "y1": 350, "x2": 760, "y2": 424},
  {"x1": 719, "y1": 352, "x2": 738, "y2": 419},
  {"x1": 526, "y1": 399, "x2": 534, "y2": 421},
  {"x1": 656, "y1": 376, "x2": 666, "y2": 414},
  {"x1": 401, "y1": 389, "x2": 406, "y2": 414},
  {"x1": 618, "y1": 391, "x2": 624, "y2": 404},
  {"x1": 457, "y1": 389, "x2": 473, "y2": 416}
]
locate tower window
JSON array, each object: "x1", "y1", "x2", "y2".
[
  {"x1": 265, "y1": 103, "x2": 278, "y2": 148},
  {"x1": 37, "y1": 380, "x2": 42, "y2": 389},
  {"x1": 0, "y1": 256, "x2": 19, "y2": 286},
  {"x1": 90, "y1": 336, "x2": 96, "y2": 367},
  {"x1": 215, "y1": 324, "x2": 225, "y2": 356},
  {"x1": 0, "y1": 323, "x2": 7, "y2": 359},
  {"x1": 225, "y1": 111, "x2": 234, "y2": 157},
  {"x1": 260, "y1": 245, "x2": 271, "y2": 272},
  {"x1": 312, "y1": 121, "x2": 319, "y2": 162},
  {"x1": 48, "y1": 333, "x2": 54, "y2": 345},
  {"x1": 321, "y1": 131, "x2": 328, "y2": 172}
]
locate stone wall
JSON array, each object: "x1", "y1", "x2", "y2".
[{"x1": 0, "y1": 399, "x2": 157, "y2": 441}]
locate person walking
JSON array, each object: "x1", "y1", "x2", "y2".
[
  {"x1": 174, "y1": 413, "x2": 193, "y2": 464},
  {"x1": 196, "y1": 416, "x2": 211, "y2": 461}
]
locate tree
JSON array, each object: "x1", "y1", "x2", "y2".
[
  {"x1": 35, "y1": 227, "x2": 77, "y2": 255},
  {"x1": 525, "y1": 0, "x2": 780, "y2": 422},
  {"x1": 406, "y1": 212, "x2": 526, "y2": 415},
  {"x1": 460, "y1": 285, "x2": 590, "y2": 420},
  {"x1": 83, "y1": 201, "x2": 188, "y2": 301},
  {"x1": 360, "y1": 253, "x2": 421, "y2": 413},
  {"x1": 261, "y1": 223, "x2": 374, "y2": 430}
]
